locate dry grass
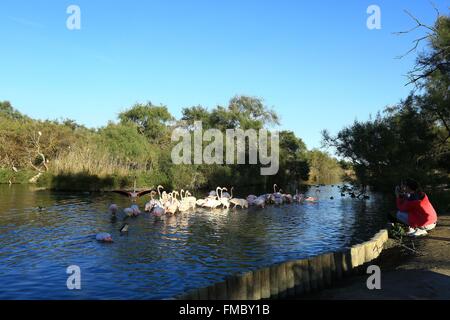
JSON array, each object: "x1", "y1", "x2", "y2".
[{"x1": 51, "y1": 144, "x2": 132, "y2": 177}]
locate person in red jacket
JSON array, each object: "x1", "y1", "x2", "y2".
[{"x1": 394, "y1": 179, "x2": 438, "y2": 237}]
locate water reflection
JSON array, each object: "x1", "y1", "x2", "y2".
[{"x1": 0, "y1": 185, "x2": 389, "y2": 299}]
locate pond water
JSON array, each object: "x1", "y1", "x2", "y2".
[{"x1": 0, "y1": 184, "x2": 389, "y2": 300}]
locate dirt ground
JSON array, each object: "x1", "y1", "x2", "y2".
[{"x1": 303, "y1": 213, "x2": 450, "y2": 300}]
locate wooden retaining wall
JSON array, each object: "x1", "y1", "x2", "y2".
[{"x1": 175, "y1": 229, "x2": 389, "y2": 300}]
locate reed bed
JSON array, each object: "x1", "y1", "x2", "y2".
[{"x1": 51, "y1": 144, "x2": 135, "y2": 177}]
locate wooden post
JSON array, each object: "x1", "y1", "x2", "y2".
[
  {"x1": 321, "y1": 253, "x2": 333, "y2": 287},
  {"x1": 350, "y1": 244, "x2": 365, "y2": 268},
  {"x1": 198, "y1": 286, "x2": 209, "y2": 300},
  {"x1": 333, "y1": 251, "x2": 344, "y2": 280},
  {"x1": 259, "y1": 268, "x2": 271, "y2": 299},
  {"x1": 250, "y1": 269, "x2": 262, "y2": 300},
  {"x1": 227, "y1": 275, "x2": 247, "y2": 300},
  {"x1": 363, "y1": 240, "x2": 377, "y2": 263},
  {"x1": 277, "y1": 263, "x2": 288, "y2": 299},
  {"x1": 285, "y1": 261, "x2": 295, "y2": 297},
  {"x1": 214, "y1": 281, "x2": 228, "y2": 300},
  {"x1": 184, "y1": 289, "x2": 200, "y2": 300},
  {"x1": 207, "y1": 284, "x2": 217, "y2": 300},
  {"x1": 242, "y1": 271, "x2": 255, "y2": 300},
  {"x1": 308, "y1": 255, "x2": 323, "y2": 292},
  {"x1": 270, "y1": 265, "x2": 279, "y2": 299}
]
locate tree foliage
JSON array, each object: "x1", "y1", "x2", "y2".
[
  {"x1": 0, "y1": 95, "x2": 344, "y2": 190},
  {"x1": 323, "y1": 13, "x2": 450, "y2": 191}
]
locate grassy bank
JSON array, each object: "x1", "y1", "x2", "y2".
[
  {"x1": 1, "y1": 168, "x2": 166, "y2": 192},
  {"x1": 0, "y1": 168, "x2": 36, "y2": 184}
]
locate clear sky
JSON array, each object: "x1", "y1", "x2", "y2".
[{"x1": 0, "y1": 0, "x2": 448, "y2": 149}]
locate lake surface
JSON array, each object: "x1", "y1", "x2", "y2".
[{"x1": 0, "y1": 185, "x2": 389, "y2": 299}]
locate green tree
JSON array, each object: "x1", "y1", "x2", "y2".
[
  {"x1": 306, "y1": 149, "x2": 343, "y2": 185},
  {"x1": 323, "y1": 13, "x2": 450, "y2": 191},
  {"x1": 119, "y1": 102, "x2": 174, "y2": 142}
]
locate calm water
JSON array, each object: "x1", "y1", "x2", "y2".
[{"x1": 0, "y1": 185, "x2": 389, "y2": 300}]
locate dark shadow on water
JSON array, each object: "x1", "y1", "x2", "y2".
[{"x1": 50, "y1": 172, "x2": 128, "y2": 191}]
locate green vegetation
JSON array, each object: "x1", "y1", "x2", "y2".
[
  {"x1": 306, "y1": 149, "x2": 345, "y2": 185},
  {"x1": 323, "y1": 14, "x2": 450, "y2": 196},
  {"x1": 0, "y1": 97, "x2": 343, "y2": 191}
]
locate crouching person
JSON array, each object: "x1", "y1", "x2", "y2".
[{"x1": 394, "y1": 179, "x2": 438, "y2": 237}]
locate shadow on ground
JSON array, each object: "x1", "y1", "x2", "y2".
[{"x1": 306, "y1": 269, "x2": 450, "y2": 300}]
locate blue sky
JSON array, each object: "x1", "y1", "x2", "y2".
[{"x1": 0, "y1": 0, "x2": 448, "y2": 149}]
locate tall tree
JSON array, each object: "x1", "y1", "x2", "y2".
[{"x1": 119, "y1": 102, "x2": 174, "y2": 142}]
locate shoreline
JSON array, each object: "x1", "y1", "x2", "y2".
[{"x1": 301, "y1": 212, "x2": 450, "y2": 299}]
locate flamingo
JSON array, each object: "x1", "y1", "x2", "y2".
[
  {"x1": 272, "y1": 184, "x2": 284, "y2": 205},
  {"x1": 145, "y1": 191, "x2": 161, "y2": 212},
  {"x1": 130, "y1": 204, "x2": 141, "y2": 216},
  {"x1": 229, "y1": 198, "x2": 249, "y2": 209},
  {"x1": 253, "y1": 195, "x2": 266, "y2": 208},
  {"x1": 112, "y1": 178, "x2": 153, "y2": 202},
  {"x1": 165, "y1": 192, "x2": 179, "y2": 215},
  {"x1": 183, "y1": 190, "x2": 197, "y2": 209},
  {"x1": 219, "y1": 187, "x2": 231, "y2": 209},
  {"x1": 178, "y1": 200, "x2": 191, "y2": 212},
  {"x1": 203, "y1": 197, "x2": 222, "y2": 209},
  {"x1": 293, "y1": 190, "x2": 304, "y2": 203},
  {"x1": 273, "y1": 184, "x2": 283, "y2": 197},
  {"x1": 247, "y1": 195, "x2": 258, "y2": 206},
  {"x1": 229, "y1": 187, "x2": 249, "y2": 209},
  {"x1": 208, "y1": 190, "x2": 217, "y2": 198},
  {"x1": 196, "y1": 199, "x2": 207, "y2": 207},
  {"x1": 203, "y1": 187, "x2": 222, "y2": 209},
  {"x1": 109, "y1": 204, "x2": 118, "y2": 216},
  {"x1": 96, "y1": 233, "x2": 113, "y2": 243},
  {"x1": 124, "y1": 208, "x2": 134, "y2": 217},
  {"x1": 151, "y1": 204, "x2": 166, "y2": 218},
  {"x1": 178, "y1": 190, "x2": 192, "y2": 212},
  {"x1": 273, "y1": 196, "x2": 284, "y2": 205},
  {"x1": 221, "y1": 188, "x2": 231, "y2": 199},
  {"x1": 305, "y1": 189, "x2": 320, "y2": 202},
  {"x1": 283, "y1": 193, "x2": 293, "y2": 204},
  {"x1": 157, "y1": 185, "x2": 170, "y2": 207}
]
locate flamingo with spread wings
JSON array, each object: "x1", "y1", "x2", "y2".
[{"x1": 112, "y1": 178, "x2": 153, "y2": 201}]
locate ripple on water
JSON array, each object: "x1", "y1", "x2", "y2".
[{"x1": 0, "y1": 185, "x2": 389, "y2": 299}]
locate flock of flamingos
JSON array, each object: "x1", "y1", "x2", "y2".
[
  {"x1": 96, "y1": 184, "x2": 319, "y2": 242},
  {"x1": 123, "y1": 184, "x2": 317, "y2": 215}
]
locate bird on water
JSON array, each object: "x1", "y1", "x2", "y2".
[{"x1": 112, "y1": 177, "x2": 153, "y2": 202}]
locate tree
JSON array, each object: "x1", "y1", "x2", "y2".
[
  {"x1": 322, "y1": 12, "x2": 450, "y2": 191},
  {"x1": 322, "y1": 95, "x2": 441, "y2": 190},
  {"x1": 268, "y1": 131, "x2": 310, "y2": 188},
  {"x1": 0, "y1": 101, "x2": 29, "y2": 121},
  {"x1": 119, "y1": 102, "x2": 174, "y2": 141},
  {"x1": 306, "y1": 149, "x2": 343, "y2": 185},
  {"x1": 181, "y1": 105, "x2": 211, "y2": 128},
  {"x1": 97, "y1": 122, "x2": 153, "y2": 168}
]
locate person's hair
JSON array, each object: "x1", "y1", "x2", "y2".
[{"x1": 404, "y1": 178, "x2": 421, "y2": 192}]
